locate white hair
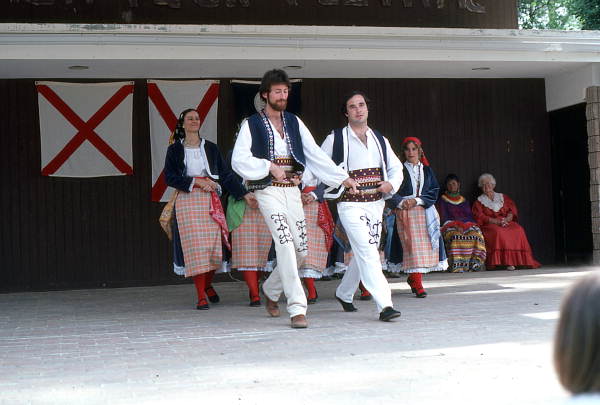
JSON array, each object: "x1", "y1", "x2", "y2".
[{"x1": 478, "y1": 173, "x2": 496, "y2": 188}]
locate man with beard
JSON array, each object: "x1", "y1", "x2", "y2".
[{"x1": 232, "y1": 69, "x2": 358, "y2": 328}]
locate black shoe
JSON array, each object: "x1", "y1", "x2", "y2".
[
  {"x1": 359, "y1": 294, "x2": 372, "y2": 301},
  {"x1": 335, "y1": 296, "x2": 357, "y2": 312},
  {"x1": 249, "y1": 299, "x2": 262, "y2": 307},
  {"x1": 205, "y1": 287, "x2": 220, "y2": 303},
  {"x1": 196, "y1": 300, "x2": 209, "y2": 310},
  {"x1": 415, "y1": 290, "x2": 428, "y2": 298},
  {"x1": 379, "y1": 307, "x2": 401, "y2": 322},
  {"x1": 307, "y1": 292, "x2": 318, "y2": 305}
]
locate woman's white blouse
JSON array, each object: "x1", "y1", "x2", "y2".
[
  {"x1": 184, "y1": 147, "x2": 208, "y2": 191},
  {"x1": 403, "y1": 161, "x2": 425, "y2": 207}
]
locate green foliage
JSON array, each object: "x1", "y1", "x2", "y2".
[
  {"x1": 570, "y1": 0, "x2": 600, "y2": 30},
  {"x1": 518, "y1": 0, "x2": 582, "y2": 30}
]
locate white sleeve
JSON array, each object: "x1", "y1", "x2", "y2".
[
  {"x1": 231, "y1": 120, "x2": 271, "y2": 181},
  {"x1": 384, "y1": 137, "x2": 404, "y2": 194},
  {"x1": 301, "y1": 166, "x2": 318, "y2": 188},
  {"x1": 297, "y1": 120, "x2": 347, "y2": 187},
  {"x1": 320, "y1": 132, "x2": 335, "y2": 159}
]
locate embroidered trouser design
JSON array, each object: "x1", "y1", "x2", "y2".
[
  {"x1": 254, "y1": 186, "x2": 308, "y2": 317},
  {"x1": 270, "y1": 213, "x2": 294, "y2": 245},
  {"x1": 360, "y1": 214, "x2": 382, "y2": 245},
  {"x1": 295, "y1": 219, "x2": 308, "y2": 253},
  {"x1": 336, "y1": 200, "x2": 393, "y2": 312}
]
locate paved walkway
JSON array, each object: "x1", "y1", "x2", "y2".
[{"x1": 0, "y1": 266, "x2": 595, "y2": 405}]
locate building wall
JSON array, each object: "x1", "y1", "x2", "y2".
[
  {"x1": 3, "y1": 1, "x2": 517, "y2": 29},
  {"x1": 0, "y1": 77, "x2": 552, "y2": 292},
  {"x1": 546, "y1": 63, "x2": 600, "y2": 112}
]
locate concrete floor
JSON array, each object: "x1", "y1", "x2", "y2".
[{"x1": 0, "y1": 266, "x2": 595, "y2": 405}]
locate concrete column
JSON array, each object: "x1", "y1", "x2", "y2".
[{"x1": 586, "y1": 86, "x2": 600, "y2": 264}]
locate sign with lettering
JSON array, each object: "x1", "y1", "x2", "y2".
[{"x1": 5, "y1": 0, "x2": 516, "y2": 29}]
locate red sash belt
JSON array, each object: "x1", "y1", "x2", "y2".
[
  {"x1": 194, "y1": 177, "x2": 231, "y2": 251},
  {"x1": 340, "y1": 167, "x2": 383, "y2": 203}
]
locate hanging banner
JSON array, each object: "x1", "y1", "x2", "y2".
[
  {"x1": 148, "y1": 79, "x2": 220, "y2": 202},
  {"x1": 37, "y1": 81, "x2": 134, "y2": 177}
]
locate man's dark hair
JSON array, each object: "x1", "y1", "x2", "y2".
[
  {"x1": 340, "y1": 90, "x2": 371, "y2": 114},
  {"x1": 259, "y1": 69, "x2": 291, "y2": 100}
]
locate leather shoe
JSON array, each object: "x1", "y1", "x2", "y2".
[
  {"x1": 359, "y1": 293, "x2": 372, "y2": 301},
  {"x1": 205, "y1": 287, "x2": 220, "y2": 303},
  {"x1": 261, "y1": 286, "x2": 280, "y2": 317},
  {"x1": 335, "y1": 295, "x2": 357, "y2": 312},
  {"x1": 291, "y1": 314, "x2": 308, "y2": 328},
  {"x1": 249, "y1": 299, "x2": 262, "y2": 307},
  {"x1": 379, "y1": 306, "x2": 401, "y2": 321},
  {"x1": 415, "y1": 290, "x2": 428, "y2": 298},
  {"x1": 196, "y1": 299, "x2": 209, "y2": 310},
  {"x1": 307, "y1": 292, "x2": 318, "y2": 305}
]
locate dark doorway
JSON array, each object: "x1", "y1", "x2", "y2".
[{"x1": 550, "y1": 103, "x2": 593, "y2": 264}]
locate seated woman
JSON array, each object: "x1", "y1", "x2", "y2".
[
  {"x1": 472, "y1": 173, "x2": 540, "y2": 270},
  {"x1": 436, "y1": 174, "x2": 486, "y2": 272}
]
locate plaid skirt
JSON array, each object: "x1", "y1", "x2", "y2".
[
  {"x1": 175, "y1": 189, "x2": 222, "y2": 277},
  {"x1": 230, "y1": 205, "x2": 272, "y2": 269},
  {"x1": 301, "y1": 201, "x2": 328, "y2": 273},
  {"x1": 396, "y1": 206, "x2": 438, "y2": 271}
]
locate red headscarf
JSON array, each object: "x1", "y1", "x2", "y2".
[{"x1": 401, "y1": 136, "x2": 430, "y2": 166}]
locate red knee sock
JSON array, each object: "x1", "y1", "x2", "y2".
[
  {"x1": 242, "y1": 271, "x2": 260, "y2": 302},
  {"x1": 203, "y1": 270, "x2": 219, "y2": 298},
  {"x1": 359, "y1": 281, "x2": 371, "y2": 298},
  {"x1": 410, "y1": 273, "x2": 426, "y2": 294},
  {"x1": 205, "y1": 270, "x2": 215, "y2": 289},
  {"x1": 303, "y1": 277, "x2": 317, "y2": 300},
  {"x1": 193, "y1": 274, "x2": 207, "y2": 305}
]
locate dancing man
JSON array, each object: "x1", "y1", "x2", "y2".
[
  {"x1": 231, "y1": 69, "x2": 358, "y2": 328},
  {"x1": 322, "y1": 91, "x2": 403, "y2": 321}
]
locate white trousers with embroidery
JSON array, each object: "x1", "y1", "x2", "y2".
[
  {"x1": 336, "y1": 199, "x2": 393, "y2": 312},
  {"x1": 254, "y1": 186, "x2": 308, "y2": 317}
]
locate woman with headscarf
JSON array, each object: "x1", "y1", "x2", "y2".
[
  {"x1": 436, "y1": 173, "x2": 486, "y2": 272},
  {"x1": 164, "y1": 108, "x2": 243, "y2": 310},
  {"x1": 386, "y1": 137, "x2": 447, "y2": 297}
]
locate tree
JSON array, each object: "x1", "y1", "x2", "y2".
[
  {"x1": 518, "y1": 0, "x2": 581, "y2": 30},
  {"x1": 570, "y1": 0, "x2": 600, "y2": 30}
]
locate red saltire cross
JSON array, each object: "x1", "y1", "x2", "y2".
[
  {"x1": 37, "y1": 83, "x2": 134, "y2": 176},
  {"x1": 148, "y1": 82, "x2": 220, "y2": 202}
]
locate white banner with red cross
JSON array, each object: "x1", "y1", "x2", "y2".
[
  {"x1": 36, "y1": 81, "x2": 134, "y2": 177},
  {"x1": 148, "y1": 79, "x2": 219, "y2": 202}
]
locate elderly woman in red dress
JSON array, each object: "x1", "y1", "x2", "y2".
[{"x1": 472, "y1": 173, "x2": 540, "y2": 270}]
